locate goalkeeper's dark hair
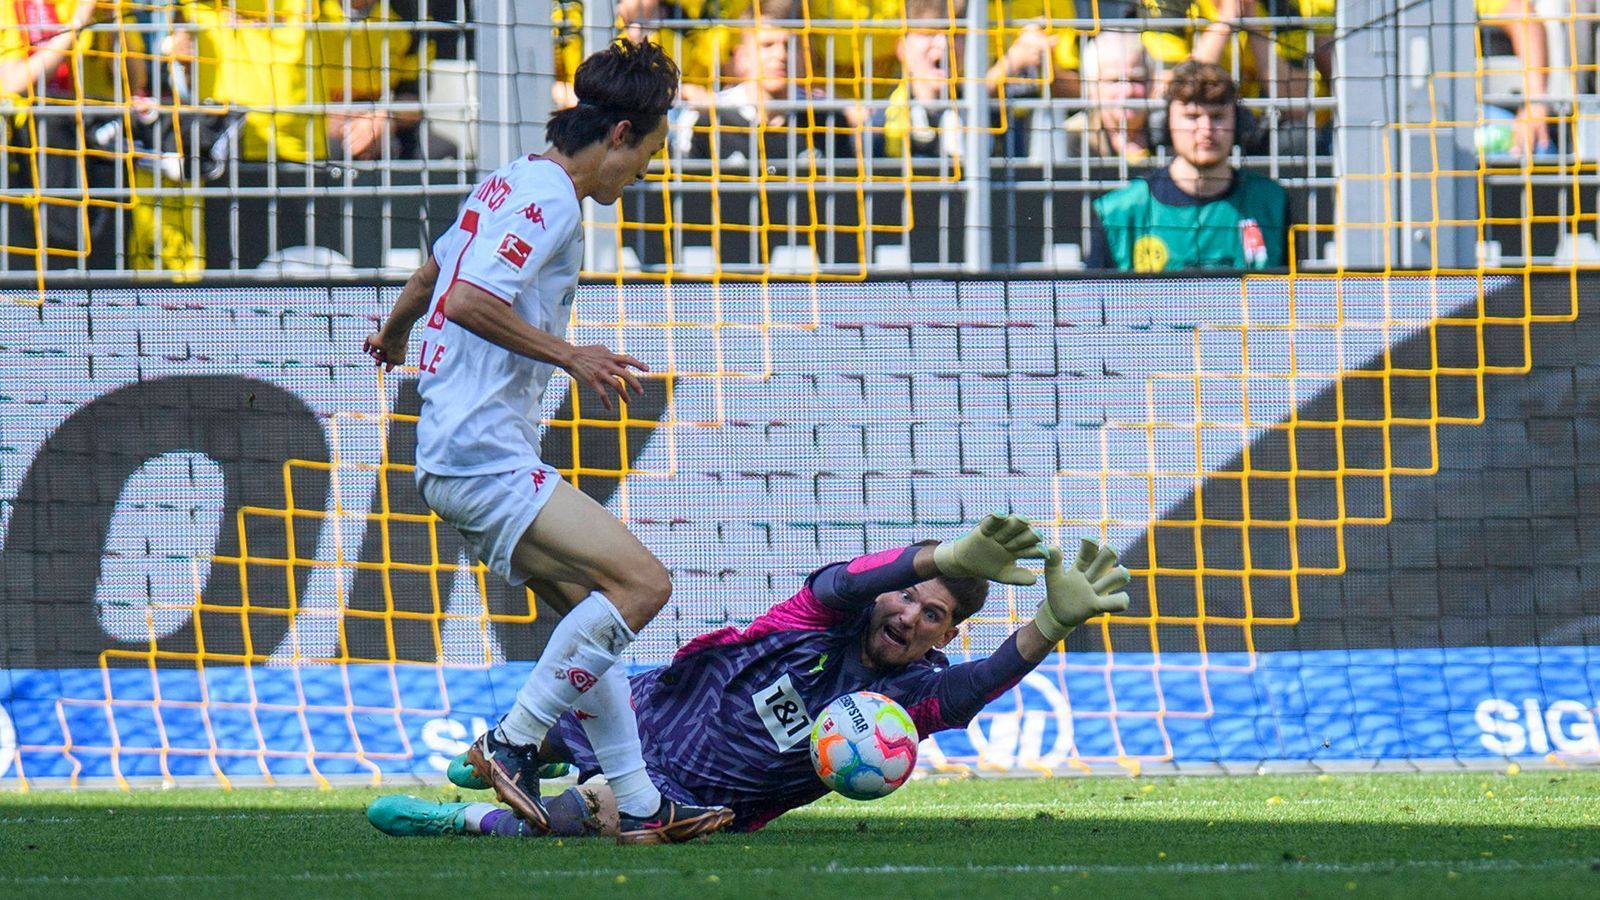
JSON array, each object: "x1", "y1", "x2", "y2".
[
  {"x1": 546, "y1": 38, "x2": 680, "y2": 155},
  {"x1": 942, "y1": 575, "x2": 989, "y2": 626},
  {"x1": 913, "y1": 540, "x2": 989, "y2": 625}
]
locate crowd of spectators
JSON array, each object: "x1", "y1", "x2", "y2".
[
  {"x1": 1, "y1": 0, "x2": 455, "y2": 273},
  {"x1": 0, "y1": 0, "x2": 1575, "y2": 273}
]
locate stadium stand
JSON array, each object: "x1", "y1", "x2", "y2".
[
  {"x1": 0, "y1": 0, "x2": 1332, "y2": 280},
  {"x1": 5, "y1": 1, "x2": 1600, "y2": 279},
  {"x1": 14, "y1": 1, "x2": 1595, "y2": 278}
]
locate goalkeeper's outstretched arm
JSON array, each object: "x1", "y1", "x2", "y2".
[
  {"x1": 910, "y1": 538, "x2": 1131, "y2": 732},
  {"x1": 1020, "y1": 538, "x2": 1131, "y2": 660},
  {"x1": 808, "y1": 514, "x2": 1047, "y2": 612}
]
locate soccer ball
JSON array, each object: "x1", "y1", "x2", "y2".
[{"x1": 808, "y1": 691, "x2": 919, "y2": 800}]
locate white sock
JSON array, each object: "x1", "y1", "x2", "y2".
[
  {"x1": 574, "y1": 663, "x2": 661, "y2": 817},
  {"x1": 496, "y1": 592, "x2": 635, "y2": 747},
  {"x1": 461, "y1": 802, "x2": 502, "y2": 834}
]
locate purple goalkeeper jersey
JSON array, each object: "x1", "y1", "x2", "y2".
[{"x1": 546, "y1": 545, "x2": 1034, "y2": 831}]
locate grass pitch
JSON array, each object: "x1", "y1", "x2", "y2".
[{"x1": 2, "y1": 770, "x2": 1597, "y2": 899}]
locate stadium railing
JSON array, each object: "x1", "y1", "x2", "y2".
[
  {"x1": 0, "y1": 3, "x2": 1445, "y2": 284},
  {"x1": 7, "y1": 3, "x2": 1590, "y2": 283}
]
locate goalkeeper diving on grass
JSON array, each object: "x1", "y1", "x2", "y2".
[{"x1": 368, "y1": 516, "x2": 1131, "y2": 839}]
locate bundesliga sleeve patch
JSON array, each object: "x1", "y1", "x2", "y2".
[{"x1": 496, "y1": 233, "x2": 533, "y2": 269}]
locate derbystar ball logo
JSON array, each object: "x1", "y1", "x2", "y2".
[{"x1": 497, "y1": 233, "x2": 533, "y2": 269}]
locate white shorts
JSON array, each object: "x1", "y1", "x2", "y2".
[{"x1": 416, "y1": 464, "x2": 563, "y2": 586}]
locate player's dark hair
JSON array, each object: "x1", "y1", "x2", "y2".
[
  {"x1": 940, "y1": 575, "x2": 989, "y2": 626},
  {"x1": 1166, "y1": 60, "x2": 1237, "y2": 109},
  {"x1": 912, "y1": 539, "x2": 990, "y2": 625},
  {"x1": 546, "y1": 38, "x2": 680, "y2": 155}
]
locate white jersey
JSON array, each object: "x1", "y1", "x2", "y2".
[{"x1": 414, "y1": 155, "x2": 584, "y2": 476}]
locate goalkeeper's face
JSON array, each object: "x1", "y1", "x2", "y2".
[{"x1": 860, "y1": 581, "x2": 959, "y2": 670}]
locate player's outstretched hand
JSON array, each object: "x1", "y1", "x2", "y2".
[
  {"x1": 363, "y1": 331, "x2": 407, "y2": 372},
  {"x1": 933, "y1": 514, "x2": 1048, "y2": 586},
  {"x1": 564, "y1": 344, "x2": 648, "y2": 412},
  {"x1": 1033, "y1": 539, "x2": 1131, "y2": 643}
]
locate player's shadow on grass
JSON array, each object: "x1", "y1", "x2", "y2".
[
  {"x1": 755, "y1": 806, "x2": 1595, "y2": 866},
  {"x1": 1, "y1": 801, "x2": 1591, "y2": 867}
]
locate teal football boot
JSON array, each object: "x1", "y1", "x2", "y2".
[{"x1": 366, "y1": 794, "x2": 471, "y2": 837}]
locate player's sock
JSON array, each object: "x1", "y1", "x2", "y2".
[
  {"x1": 496, "y1": 592, "x2": 636, "y2": 747},
  {"x1": 464, "y1": 803, "x2": 529, "y2": 836},
  {"x1": 574, "y1": 664, "x2": 661, "y2": 817},
  {"x1": 465, "y1": 790, "x2": 607, "y2": 838}
]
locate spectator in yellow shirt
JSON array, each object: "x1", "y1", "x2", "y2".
[
  {"x1": 317, "y1": 0, "x2": 453, "y2": 160},
  {"x1": 867, "y1": 0, "x2": 1083, "y2": 159},
  {"x1": 805, "y1": 0, "x2": 904, "y2": 100},
  {"x1": 992, "y1": 0, "x2": 1080, "y2": 101},
  {"x1": 552, "y1": 0, "x2": 715, "y2": 109},
  {"x1": 0, "y1": 0, "x2": 99, "y2": 98},
  {"x1": 0, "y1": 0, "x2": 109, "y2": 265},
  {"x1": 1064, "y1": 29, "x2": 1155, "y2": 163},
  {"x1": 871, "y1": 0, "x2": 961, "y2": 159},
  {"x1": 184, "y1": 0, "x2": 326, "y2": 162},
  {"x1": 676, "y1": 15, "x2": 855, "y2": 168},
  {"x1": 1140, "y1": 0, "x2": 1260, "y2": 95},
  {"x1": 1, "y1": 0, "x2": 199, "y2": 273}
]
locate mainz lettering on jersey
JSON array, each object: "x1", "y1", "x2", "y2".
[
  {"x1": 417, "y1": 340, "x2": 445, "y2": 374},
  {"x1": 753, "y1": 673, "x2": 813, "y2": 751},
  {"x1": 473, "y1": 175, "x2": 513, "y2": 211}
]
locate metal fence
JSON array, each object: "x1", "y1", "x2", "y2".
[{"x1": 0, "y1": 1, "x2": 1588, "y2": 283}]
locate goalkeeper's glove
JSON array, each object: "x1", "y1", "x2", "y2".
[
  {"x1": 932, "y1": 514, "x2": 1048, "y2": 586},
  {"x1": 1033, "y1": 538, "x2": 1132, "y2": 643}
]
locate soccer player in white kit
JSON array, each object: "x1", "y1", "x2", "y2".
[{"x1": 361, "y1": 39, "x2": 733, "y2": 845}]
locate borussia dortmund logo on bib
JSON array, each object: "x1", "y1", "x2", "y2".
[{"x1": 1132, "y1": 235, "x2": 1169, "y2": 273}]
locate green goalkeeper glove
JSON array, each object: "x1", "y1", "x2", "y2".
[
  {"x1": 933, "y1": 514, "x2": 1048, "y2": 586},
  {"x1": 1033, "y1": 538, "x2": 1132, "y2": 643}
]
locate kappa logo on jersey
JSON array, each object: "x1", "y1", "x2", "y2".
[
  {"x1": 520, "y1": 202, "x2": 547, "y2": 230},
  {"x1": 474, "y1": 175, "x2": 513, "y2": 211},
  {"x1": 497, "y1": 233, "x2": 533, "y2": 270},
  {"x1": 753, "y1": 673, "x2": 812, "y2": 751}
]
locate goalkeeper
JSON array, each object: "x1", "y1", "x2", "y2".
[{"x1": 369, "y1": 516, "x2": 1130, "y2": 839}]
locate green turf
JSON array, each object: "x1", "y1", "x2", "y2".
[{"x1": 2, "y1": 770, "x2": 1598, "y2": 899}]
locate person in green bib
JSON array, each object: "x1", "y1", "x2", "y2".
[{"x1": 1086, "y1": 61, "x2": 1290, "y2": 272}]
